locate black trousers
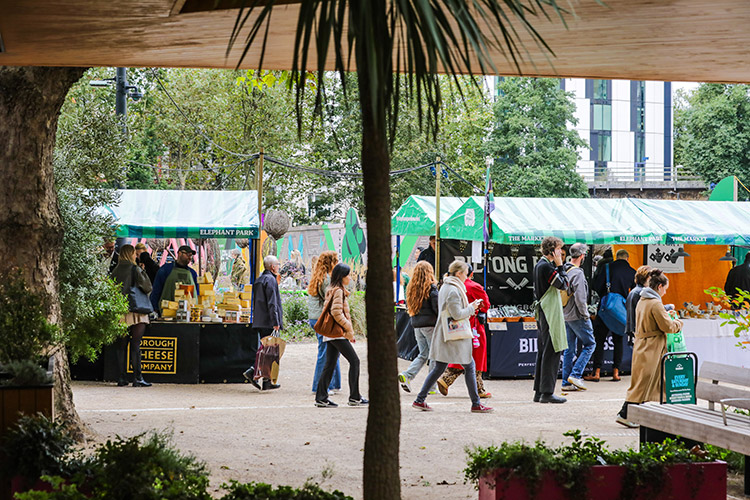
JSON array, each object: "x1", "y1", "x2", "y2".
[
  {"x1": 316, "y1": 339, "x2": 361, "y2": 403},
  {"x1": 533, "y1": 313, "x2": 561, "y2": 395},
  {"x1": 116, "y1": 322, "x2": 146, "y2": 382},
  {"x1": 591, "y1": 316, "x2": 623, "y2": 371}
]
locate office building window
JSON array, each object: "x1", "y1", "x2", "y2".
[
  {"x1": 595, "y1": 133, "x2": 612, "y2": 162},
  {"x1": 593, "y1": 104, "x2": 612, "y2": 131},
  {"x1": 593, "y1": 79, "x2": 608, "y2": 101}
]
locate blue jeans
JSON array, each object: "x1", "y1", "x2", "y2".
[
  {"x1": 562, "y1": 318, "x2": 596, "y2": 382},
  {"x1": 310, "y1": 320, "x2": 341, "y2": 392},
  {"x1": 416, "y1": 360, "x2": 480, "y2": 407},
  {"x1": 402, "y1": 326, "x2": 434, "y2": 380}
]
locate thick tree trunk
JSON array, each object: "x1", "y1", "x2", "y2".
[
  {"x1": 358, "y1": 43, "x2": 402, "y2": 500},
  {"x1": 0, "y1": 66, "x2": 88, "y2": 437}
]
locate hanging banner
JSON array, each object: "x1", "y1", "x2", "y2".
[
  {"x1": 646, "y1": 244, "x2": 685, "y2": 273},
  {"x1": 441, "y1": 240, "x2": 538, "y2": 305}
]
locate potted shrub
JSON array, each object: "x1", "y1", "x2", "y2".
[
  {"x1": 0, "y1": 268, "x2": 60, "y2": 435},
  {"x1": 465, "y1": 430, "x2": 727, "y2": 500},
  {"x1": 0, "y1": 414, "x2": 75, "y2": 495}
]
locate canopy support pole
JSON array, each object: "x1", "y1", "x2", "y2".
[
  {"x1": 395, "y1": 235, "x2": 401, "y2": 302},
  {"x1": 435, "y1": 157, "x2": 441, "y2": 281},
  {"x1": 256, "y1": 148, "x2": 264, "y2": 280}
]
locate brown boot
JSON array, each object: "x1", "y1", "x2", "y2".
[
  {"x1": 612, "y1": 368, "x2": 621, "y2": 382},
  {"x1": 584, "y1": 368, "x2": 600, "y2": 382},
  {"x1": 476, "y1": 371, "x2": 492, "y2": 399}
]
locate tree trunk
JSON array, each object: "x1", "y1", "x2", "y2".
[
  {"x1": 0, "y1": 66, "x2": 88, "y2": 437},
  {"x1": 357, "y1": 15, "x2": 402, "y2": 497}
]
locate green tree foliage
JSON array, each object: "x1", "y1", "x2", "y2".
[
  {"x1": 674, "y1": 84, "x2": 750, "y2": 191},
  {"x1": 484, "y1": 78, "x2": 589, "y2": 198},
  {"x1": 55, "y1": 74, "x2": 130, "y2": 362}
]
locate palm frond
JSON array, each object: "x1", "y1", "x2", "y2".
[{"x1": 227, "y1": 0, "x2": 573, "y2": 141}]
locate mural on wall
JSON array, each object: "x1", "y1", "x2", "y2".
[{"x1": 341, "y1": 208, "x2": 367, "y2": 265}]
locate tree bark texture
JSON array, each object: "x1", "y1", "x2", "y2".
[
  {"x1": 0, "y1": 66, "x2": 87, "y2": 436},
  {"x1": 356, "y1": 8, "x2": 402, "y2": 497}
]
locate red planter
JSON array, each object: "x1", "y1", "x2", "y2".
[{"x1": 479, "y1": 462, "x2": 727, "y2": 500}]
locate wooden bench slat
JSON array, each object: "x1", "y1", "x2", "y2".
[
  {"x1": 696, "y1": 380, "x2": 750, "y2": 409},
  {"x1": 640, "y1": 403, "x2": 750, "y2": 427},
  {"x1": 700, "y1": 361, "x2": 750, "y2": 387},
  {"x1": 630, "y1": 404, "x2": 750, "y2": 454}
]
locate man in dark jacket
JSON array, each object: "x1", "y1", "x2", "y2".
[
  {"x1": 533, "y1": 236, "x2": 570, "y2": 404},
  {"x1": 417, "y1": 236, "x2": 436, "y2": 269},
  {"x1": 588, "y1": 248, "x2": 635, "y2": 382},
  {"x1": 725, "y1": 254, "x2": 750, "y2": 303},
  {"x1": 243, "y1": 255, "x2": 283, "y2": 391}
]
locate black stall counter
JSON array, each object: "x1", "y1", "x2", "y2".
[
  {"x1": 485, "y1": 320, "x2": 632, "y2": 379},
  {"x1": 74, "y1": 322, "x2": 258, "y2": 384}
]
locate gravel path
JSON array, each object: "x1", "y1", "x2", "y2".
[{"x1": 72, "y1": 341, "x2": 639, "y2": 499}]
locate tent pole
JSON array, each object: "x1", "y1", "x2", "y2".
[
  {"x1": 435, "y1": 157, "x2": 441, "y2": 281},
  {"x1": 395, "y1": 235, "x2": 401, "y2": 302},
  {"x1": 483, "y1": 242, "x2": 487, "y2": 289}
]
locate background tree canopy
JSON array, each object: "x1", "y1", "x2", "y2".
[
  {"x1": 674, "y1": 83, "x2": 750, "y2": 197},
  {"x1": 62, "y1": 69, "x2": 589, "y2": 226}
]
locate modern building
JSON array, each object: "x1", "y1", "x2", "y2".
[{"x1": 487, "y1": 77, "x2": 705, "y2": 198}]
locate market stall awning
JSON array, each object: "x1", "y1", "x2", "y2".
[
  {"x1": 629, "y1": 199, "x2": 750, "y2": 246},
  {"x1": 391, "y1": 196, "x2": 466, "y2": 236},
  {"x1": 441, "y1": 196, "x2": 666, "y2": 245},
  {"x1": 105, "y1": 190, "x2": 260, "y2": 239}
]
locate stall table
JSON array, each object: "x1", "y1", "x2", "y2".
[
  {"x1": 73, "y1": 322, "x2": 258, "y2": 384},
  {"x1": 682, "y1": 318, "x2": 750, "y2": 369}
]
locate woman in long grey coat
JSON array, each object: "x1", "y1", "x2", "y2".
[{"x1": 412, "y1": 260, "x2": 493, "y2": 413}]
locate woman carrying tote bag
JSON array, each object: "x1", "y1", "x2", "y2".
[
  {"x1": 315, "y1": 263, "x2": 368, "y2": 408},
  {"x1": 110, "y1": 244, "x2": 153, "y2": 388},
  {"x1": 412, "y1": 260, "x2": 493, "y2": 413}
]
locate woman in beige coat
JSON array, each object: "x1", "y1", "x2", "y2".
[{"x1": 616, "y1": 269, "x2": 682, "y2": 427}]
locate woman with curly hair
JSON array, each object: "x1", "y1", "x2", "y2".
[
  {"x1": 398, "y1": 261, "x2": 439, "y2": 393},
  {"x1": 308, "y1": 251, "x2": 341, "y2": 394}
]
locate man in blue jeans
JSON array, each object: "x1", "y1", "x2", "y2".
[{"x1": 561, "y1": 243, "x2": 596, "y2": 391}]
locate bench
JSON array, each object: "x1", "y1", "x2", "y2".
[{"x1": 629, "y1": 361, "x2": 750, "y2": 494}]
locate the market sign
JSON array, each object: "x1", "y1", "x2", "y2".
[{"x1": 127, "y1": 336, "x2": 178, "y2": 374}]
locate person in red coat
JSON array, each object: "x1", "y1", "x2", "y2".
[{"x1": 437, "y1": 265, "x2": 491, "y2": 398}]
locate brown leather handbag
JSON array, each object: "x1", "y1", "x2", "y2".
[{"x1": 314, "y1": 290, "x2": 345, "y2": 338}]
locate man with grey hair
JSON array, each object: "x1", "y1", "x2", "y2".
[
  {"x1": 561, "y1": 243, "x2": 596, "y2": 392},
  {"x1": 242, "y1": 255, "x2": 283, "y2": 390}
]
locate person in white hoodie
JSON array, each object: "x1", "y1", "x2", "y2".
[{"x1": 560, "y1": 243, "x2": 596, "y2": 392}]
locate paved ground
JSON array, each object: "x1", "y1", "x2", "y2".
[{"x1": 72, "y1": 340, "x2": 648, "y2": 499}]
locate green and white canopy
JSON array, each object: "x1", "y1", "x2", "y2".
[
  {"x1": 391, "y1": 195, "x2": 466, "y2": 236},
  {"x1": 629, "y1": 199, "x2": 750, "y2": 246},
  {"x1": 441, "y1": 196, "x2": 666, "y2": 245},
  {"x1": 105, "y1": 190, "x2": 260, "y2": 239}
]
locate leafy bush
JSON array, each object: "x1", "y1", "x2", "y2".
[
  {"x1": 220, "y1": 480, "x2": 353, "y2": 500},
  {"x1": 0, "y1": 414, "x2": 75, "y2": 485},
  {"x1": 282, "y1": 292, "x2": 309, "y2": 324},
  {"x1": 465, "y1": 430, "x2": 717, "y2": 499},
  {"x1": 281, "y1": 321, "x2": 316, "y2": 342},
  {"x1": 0, "y1": 268, "x2": 60, "y2": 364},
  {"x1": 703, "y1": 443, "x2": 744, "y2": 473},
  {"x1": 0, "y1": 360, "x2": 52, "y2": 386},
  {"x1": 349, "y1": 291, "x2": 366, "y2": 337}
]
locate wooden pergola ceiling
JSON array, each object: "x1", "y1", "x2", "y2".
[{"x1": 1, "y1": 0, "x2": 749, "y2": 83}]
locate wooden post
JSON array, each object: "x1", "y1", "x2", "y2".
[{"x1": 256, "y1": 148, "x2": 264, "y2": 279}]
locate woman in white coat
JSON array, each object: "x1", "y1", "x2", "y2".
[{"x1": 412, "y1": 260, "x2": 493, "y2": 413}]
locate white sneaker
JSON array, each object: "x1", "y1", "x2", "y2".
[
  {"x1": 561, "y1": 384, "x2": 578, "y2": 392},
  {"x1": 398, "y1": 373, "x2": 411, "y2": 393},
  {"x1": 567, "y1": 376, "x2": 588, "y2": 391},
  {"x1": 616, "y1": 415, "x2": 639, "y2": 428}
]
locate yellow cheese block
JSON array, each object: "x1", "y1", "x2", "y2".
[
  {"x1": 240, "y1": 292, "x2": 252, "y2": 300},
  {"x1": 162, "y1": 309, "x2": 177, "y2": 318},
  {"x1": 200, "y1": 290, "x2": 215, "y2": 297},
  {"x1": 201, "y1": 283, "x2": 214, "y2": 292},
  {"x1": 160, "y1": 300, "x2": 179, "y2": 311},
  {"x1": 225, "y1": 298, "x2": 241, "y2": 306},
  {"x1": 240, "y1": 300, "x2": 250, "y2": 308},
  {"x1": 224, "y1": 291, "x2": 238, "y2": 299},
  {"x1": 205, "y1": 272, "x2": 213, "y2": 282},
  {"x1": 174, "y1": 290, "x2": 185, "y2": 297},
  {"x1": 221, "y1": 304, "x2": 241, "y2": 311}
]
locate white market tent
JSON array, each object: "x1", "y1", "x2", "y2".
[{"x1": 104, "y1": 190, "x2": 260, "y2": 239}]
